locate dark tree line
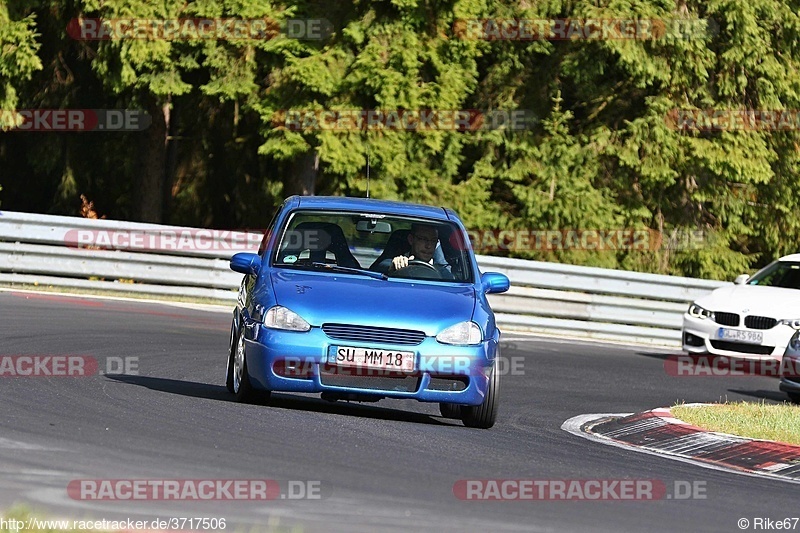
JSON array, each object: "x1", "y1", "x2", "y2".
[{"x1": 2, "y1": 0, "x2": 800, "y2": 279}]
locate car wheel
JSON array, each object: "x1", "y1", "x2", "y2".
[
  {"x1": 231, "y1": 327, "x2": 261, "y2": 403},
  {"x1": 787, "y1": 392, "x2": 800, "y2": 404},
  {"x1": 461, "y1": 361, "x2": 499, "y2": 429},
  {"x1": 439, "y1": 402, "x2": 461, "y2": 419},
  {"x1": 225, "y1": 322, "x2": 236, "y2": 393}
]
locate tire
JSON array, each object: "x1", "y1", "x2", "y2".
[
  {"x1": 787, "y1": 392, "x2": 800, "y2": 404},
  {"x1": 225, "y1": 323, "x2": 236, "y2": 393},
  {"x1": 231, "y1": 327, "x2": 261, "y2": 403},
  {"x1": 461, "y1": 361, "x2": 499, "y2": 429},
  {"x1": 439, "y1": 402, "x2": 461, "y2": 419}
]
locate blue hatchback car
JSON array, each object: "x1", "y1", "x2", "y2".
[{"x1": 226, "y1": 196, "x2": 510, "y2": 428}]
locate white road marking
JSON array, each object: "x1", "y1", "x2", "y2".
[
  {"x1": 0, "y1": 287, "x2": 231, "y2": 313},
  {"x1": 0, "y1": 437, "x2": 63, "y2": 451}
]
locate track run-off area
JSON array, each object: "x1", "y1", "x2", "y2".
[{"x1": 0, "y1": 290, "x2": 795, "y2": 533}]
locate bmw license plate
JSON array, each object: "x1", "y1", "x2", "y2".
[
  {"x1": 717, "y1": 328, "x2": 763, "y2": 344},
  {"x1": 329, "y1": 346, "x2": 416, "y2": 372}
]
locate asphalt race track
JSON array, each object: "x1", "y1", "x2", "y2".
[{"x1": 0, "y1": 290, "x2": 795, "y2": 532}]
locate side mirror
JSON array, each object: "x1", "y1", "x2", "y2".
[
  {"x1": 733, "y1": 274, "x2": 749, "y2": 285},
  {"x1": 230, "y1": 253, "x2": 262, "y2": 275},
  {"x1": 481, "y1": 272, "x2": 510, "y2": 294}
]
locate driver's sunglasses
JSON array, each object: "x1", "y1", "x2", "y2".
[{"x1": 412, "y1": 234, "x2": 438, "y2": 246}]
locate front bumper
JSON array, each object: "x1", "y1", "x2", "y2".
[
  {"x1": 242, "y1": 323, "x2": 496, "y2": 406},
  {"x1": 682, "y1": 314, "x2": 795, "y2": 358},
  {"x1": 779, "y1": 378, "x2": 800, "y2": 394},
  {"x1": 780, "y1": 350, "x2": 800, "y2": 394}
]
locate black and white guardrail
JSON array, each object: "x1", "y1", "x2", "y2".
[{"x1": 0, "y1": 211, "x2": 727, "y2": 347}]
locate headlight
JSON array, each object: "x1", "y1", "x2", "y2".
[
  {"x1": 263, "y1": 306, "x2": 311, "y2": 332},
  {"x1": 779, "y1": 319, "x2": 800, "y2": 330},
  {"x1": 688, "y1": 304, "x2": 713, "y2": 320},
  {"x1": 789, "y1": 330, "x2": 800, "y2": 352},
  {"x1": 436, "y1": 321, "x2": 483, "y2": 345}
]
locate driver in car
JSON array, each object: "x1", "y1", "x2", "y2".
[{"x1": 387, "y1": 224, "x2": 454, "y2": 279}]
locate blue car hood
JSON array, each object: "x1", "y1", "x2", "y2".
[{"x1": 270, "y1": 270, "x2": 476, "y2": 335}]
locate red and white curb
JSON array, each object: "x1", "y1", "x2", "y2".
[{"x1": 562, "y1": 406, "x2": 800, "y2": 484}]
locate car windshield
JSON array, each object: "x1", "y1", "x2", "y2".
[
  {"x1": 271, "y1": 210, "x2": 474, "y2": 283},
  {"x1": 747, "y1": 261, "x2": 800, "y2": 289}
]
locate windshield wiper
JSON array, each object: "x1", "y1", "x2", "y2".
[{"x1": 309, "y1": 262, "x2": 388, "y2": 280}]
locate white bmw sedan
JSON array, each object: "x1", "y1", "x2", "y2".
[{"x1": 682, "y1": 254, "x2": 800, "y2": 358}]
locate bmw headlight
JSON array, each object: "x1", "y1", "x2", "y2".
[
  {"x1": 263, "y1": 306, "x2": 311, "y2": 332},
  {"x1": 688, "y1": 304, "x2": 713, "y2": 320},
  {"x1": 788, "y1": 330, "x2": 800, "y2": 353},
  {"x1": 779, "y1": 319, "x2": 800, "y2": 330},
  {"x1": 436, "y1": 321, "x2": 483, "y2": 345}
]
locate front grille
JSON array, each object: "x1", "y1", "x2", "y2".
[
  {"x1": 713, "y1": 312, "x2": 740, "y2": 326},
  {"x1": 322, "y1": 324, "x2": 426, "y2": 345},
  {"x1": 744, "y1": 315, "x2": 777, "y2": 330},
  {"x1": 710, "y1": 340, "x2": 774, "y2": 355},
  {"x1": 319, "y1": 365, "x2": 420, "y2": 392}
]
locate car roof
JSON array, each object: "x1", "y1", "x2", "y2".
[
  {"x1": 292, "y1": 195, "x2": 453, "y2": 221},
  {"x1": 780, "y1": 254, "x2": 800, "y2": 262}
]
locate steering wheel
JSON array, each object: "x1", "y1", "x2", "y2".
[{"x1": 391, "y1": 259, "x2": 443, "y2": 280}]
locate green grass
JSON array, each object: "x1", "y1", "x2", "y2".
[{"x1": 671, "y1": 401, "x2": 800, "y2": 446}]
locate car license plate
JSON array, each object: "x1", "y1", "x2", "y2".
[
  {"x1": 329, "y1": 346, "x2": 416, "y2": 372},
  {"x1": 717, "y1": 328, "x2": 764, "y2": 344}
]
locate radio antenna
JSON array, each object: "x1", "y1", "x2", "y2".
[{"x1": 366, "y1": 146, "x2": 371, "y2": 198}]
